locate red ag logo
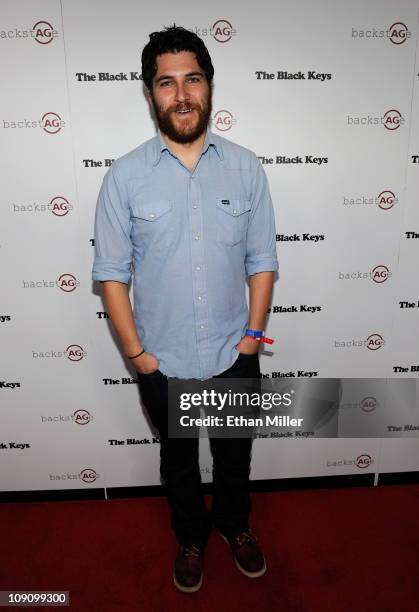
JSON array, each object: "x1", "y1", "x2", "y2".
[
  {"x1": 388, "y1": 22, "x2": 409, "y2": 45},
  {"x1": 57, "y1": 274, "x2": 78, "y2": 292},
  {"x1": 383, "y1": 109, "x2": 402, "y2": 131},
  {"x1": 371, "y1": 265, "x2": 391, "y2": 283},
  {"x1": 212, "y1": 19, "x2": 234, "y2": 43},
  {"x1": 377, "y1": 190, "x2": 396, "y2": 210},
  {"x1": 41, "y1": 112, "x2": 64, "y2": 134},
  {"x1": 80, "y1": 468, "x2": 98, "y2": 483},
  {"x1": 65, "y1": 344, "x2": 86, "y2": 361},
  {"x1": 366, "y1": 334, "x2": 385, "y2": 350},
  {"x1": 213, "y1": 109, "x2": 236, "y2": 131},
  {"x1": 361, "y1": 396, "x2": 378, "y2": 412},
  {"x1": 73, "y1": 409, "x2": 92, "y2": 425},
  {"x1": 51, "y1": 196, "x2": 70, "y2": 216},
  {"x1": 33, "y1": 21, "x2": 54, "y2": 45},
  {"x1": 355, "y1": 454, "x2": 372, "y2": 468}
]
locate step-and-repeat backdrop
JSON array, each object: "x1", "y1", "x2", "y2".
[{"x1": 1, "y1": 0, "x2": 419, "y2": 493}]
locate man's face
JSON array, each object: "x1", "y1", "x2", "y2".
[{"x1": 149, "y1": 50, "x2": 212, "y2": 144}]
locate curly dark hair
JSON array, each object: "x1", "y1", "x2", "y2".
[{"x1": 141, "y1": 24, "x2": 214, "y2": 90}]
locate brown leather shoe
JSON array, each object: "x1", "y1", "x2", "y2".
[
  {"x1": 173, "y1": 545, "x2": 203, "y2": 592},
  {"x1": 221, "y1": 529, "x2": 267, "y2": 578}
]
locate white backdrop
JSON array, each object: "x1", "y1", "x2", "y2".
[{"x1": 1, "y1": 0, "x2": 419, "y2": 494}]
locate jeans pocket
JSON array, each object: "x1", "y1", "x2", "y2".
[
  {"x1": 237, "y1": 352, "x2": 259, "y2": 359},
  {"x1": 137, "y1": 368, "x2": 162, "y2": 378}
]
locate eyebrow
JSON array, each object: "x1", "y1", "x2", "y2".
[{"x1": 154, "y1": 71, "x2": 205, "y2": 84}]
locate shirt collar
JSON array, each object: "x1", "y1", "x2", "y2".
[{"x1": 153, "y1": 128, "x2": 223, "y2": 166}]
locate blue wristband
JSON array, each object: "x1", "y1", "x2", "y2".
[{"x1": 245, "y1": 329, "x2": 263, "y2": 339}]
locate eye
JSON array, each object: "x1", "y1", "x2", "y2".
[{"x1": 187, "y1": 77, "x2": 200, "y2": 83}]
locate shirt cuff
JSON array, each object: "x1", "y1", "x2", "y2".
[
  {"x1": 92, "y1": 259, "x2": 132, "y2": 284},
  {"x1": 245, "y1": 254, "x2": 279, "y2": 277}
]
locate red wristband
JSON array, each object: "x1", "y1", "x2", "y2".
[{"x1": 245, "y1": 334, "x2": 274, "y2": 345}]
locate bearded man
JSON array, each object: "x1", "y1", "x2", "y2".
[{"x1": 92, "y1": 25, "x2": 278, "y2": 593}]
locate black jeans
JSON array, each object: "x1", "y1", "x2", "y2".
[{"x1": 137, "y1": 352, "x2": 261, "y2": 548}]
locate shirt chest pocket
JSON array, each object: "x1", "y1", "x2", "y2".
[
  {"x1": 215, "y1": 198, "x2": 251, "y2": 246},
  {"x1": 130, "y1": 199, "x2": 174, "y2": 252}
]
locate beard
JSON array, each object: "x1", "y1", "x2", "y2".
[{"x1": 150, "y1": 89, "x2": 212, "y2": 144}]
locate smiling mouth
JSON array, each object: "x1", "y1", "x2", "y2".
[{"x1": 175, "y1": 108, "x2": 194, "y2": 115}]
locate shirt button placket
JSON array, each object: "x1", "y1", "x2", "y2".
[{"x1": 190, "y1": 174, "x2": 208, "y2": 377}]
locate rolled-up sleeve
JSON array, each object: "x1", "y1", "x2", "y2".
[
  {"x1": 92, "y1": 163, "x2": 133, "y2": 284},
  {"x1": 245, "y1": 155, "x2": 279, "y2": 277}
]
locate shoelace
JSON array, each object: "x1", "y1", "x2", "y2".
[
  {"x1": 235, "y1": 529, "x2": 257, "y2": 547},
  {"x1": 182, "y1": 545, "x2": 201, "y2": 558}
]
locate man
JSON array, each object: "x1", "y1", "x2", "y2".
[{"x1": 92, "y1": 25, "x2": 278, "y2": 592}]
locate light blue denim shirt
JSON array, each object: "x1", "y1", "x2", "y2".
[{"x1": 92, "y1": 128, "x2": 278, "y2": 380}]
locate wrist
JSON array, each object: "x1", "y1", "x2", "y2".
[
  {"x1": 127, "y1": 348, "x2": 145, "y2": 360},
  {"x1": 244, "y1": 328, "x2": 275, "y2": 346}
]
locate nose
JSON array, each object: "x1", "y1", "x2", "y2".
[{"x1": 175, "y1": 80, "x2": 189, "y2": 102}]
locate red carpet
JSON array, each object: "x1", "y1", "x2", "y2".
[{"x1": 0, "y1": 485, "x2": 418, "y2": 611}]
